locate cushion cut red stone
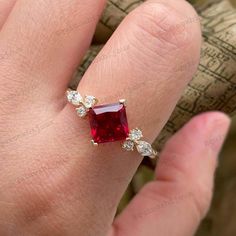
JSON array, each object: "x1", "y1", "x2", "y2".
[{"x1": 88, "y1": 103, "x2": 129, "y2": 144}]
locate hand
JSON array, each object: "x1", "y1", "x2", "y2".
[{"x1": 0, "y1": 0, "x2": 231, "y2": 235}]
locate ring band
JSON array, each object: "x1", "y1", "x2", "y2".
[{"x1": 66, "y1": 90, "x2": 158, "y2": 159}]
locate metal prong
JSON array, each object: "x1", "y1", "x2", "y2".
[
  {"x1": 91, "y1": 140, "x2": 98, "y2": 146},
  {"x1": 119, "y1": 99, "x2": 127, "y2": 106},
  {"x1": 150, "y1": 150, "x2": 159, "y2": 159},
  {"x1": 94, "y1": 98, "x2": 99, "y2": 106}
]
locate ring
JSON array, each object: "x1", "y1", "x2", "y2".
[{"x1": 66, "y1": 90, "x2": 158, "y2": 159}]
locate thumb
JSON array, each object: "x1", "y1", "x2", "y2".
[{"x1": 109, "y1": 112, "x2": 231, "y2": 236}]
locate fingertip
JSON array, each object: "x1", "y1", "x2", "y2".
[
  {"x1": 187, "y1": 111, "x2": 231, "y2": 154},
  {"x1": 159, "y1": 111, "x2": 231, "y2": 160},
  {"x1": 155, "y1": 111, "x2": 231, "y2": 215}
]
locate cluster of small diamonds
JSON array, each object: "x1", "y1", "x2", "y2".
[
  {"x1": 67, "y1": 90, "x2": 97, "y2": 117},
  {"x1": 122, "y1": 128, "x2": 157, "y2": 159}
]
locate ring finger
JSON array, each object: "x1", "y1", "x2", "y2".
[{"x1": 55, "y1": 0, "x2": 202, "y2": 234}]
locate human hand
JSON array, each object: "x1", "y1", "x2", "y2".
[{"x1": 0, "y1": 0, "x2": 231, "y2": 235}]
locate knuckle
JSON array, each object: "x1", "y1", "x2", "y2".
[
  {"x1": 51, "y1": 0, "x2": 103, "y2": 37},
  {"x1": 128, "y1": 0, "x2": 200, "y2": 51}
]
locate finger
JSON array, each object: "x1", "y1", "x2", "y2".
[
  {"x1": 109, "y1": 112, "x2": 231, "y2": 236},
  {"x1": 0, "y1": 0, "x2": 105, "y2": 106},
  {"x1": 56, "y1": 0, "x2": 201, "y2": 233},
  {"x1": 0, "y1": 0, "x2": 16, "y2": 29}
]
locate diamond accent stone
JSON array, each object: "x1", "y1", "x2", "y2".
[
  {"x1": 67, "y1": 91, "x2": 82, "y2": 106},
  {"x1": 76, "y1": 106, "x2": 87, "y2": 118},
  {"x1": 129, "y1": 128, "x2": 143, "y2": 141},
  {"x1": 122, "y1": 140, "x2": 135, "y2": 151},
  {"x1": 84, "y1": 95, "x2": 97, "y2": 108},
  {"x1": 136, "y1": 141, "x2": 153, "y2": 157}
]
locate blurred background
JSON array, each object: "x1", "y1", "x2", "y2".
[{"x1": 196, "y1": 118, "x2": 236, "y2": 235}]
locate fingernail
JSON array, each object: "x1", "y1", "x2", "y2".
[{"x1": 204, "y1": 112, "x2": 231, "y2": 154}]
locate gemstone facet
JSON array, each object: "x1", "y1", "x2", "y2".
[
  {"x1": 129, "y1": 128, "x2": 143, "y2": 141},
  {"x1": 84, "y1": 95, "x2": 97, "y2": 108},
  {"x1": 76, "y1": 106, "x2": 87, "y2": 118},
  {"x1": 88, "y1": 103, "x2": 129, "y2": 144},
  {"x1": 136, "y1": 141, "x2": 153, "y2": 157},
  {"x1": 67, "y1": 91, "x2": 82, "y2": 106}
]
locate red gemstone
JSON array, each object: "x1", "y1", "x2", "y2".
[{"x1": 88, "y1": 103, "x2": 129, "y2": 144}]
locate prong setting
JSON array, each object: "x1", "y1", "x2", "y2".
[
  {"x1": 66, "y1": 90, "x2": 157, "y2": 159},
  {"x1": 67, "y1": 90, "x2": 99, "y2": 118},
  {"x1": 84, "y1": 95, "x2": 98, "y2": 108},
  {"x1": 67, "y1": 90, "x2": 83, "y2": 106},
  {"x1": 76, "y1": 106, "x2": 88, "y2": 118},
  {"x1": 119, "y1": 99, "x2": 127, "y2": 106},
  {"x1": 91, "y1": 140, "x2": 99, "y2": 146},
  {"x1": 122, "y1": 128, "x2": 158, "y2": 159}
]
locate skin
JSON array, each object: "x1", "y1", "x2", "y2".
[{"x1": 0, "y1": 0, "x2": 231, "y2": 235}]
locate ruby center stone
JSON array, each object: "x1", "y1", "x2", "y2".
[{"x1": 88, "y1": 103, "x2": 129, "y2": 144}]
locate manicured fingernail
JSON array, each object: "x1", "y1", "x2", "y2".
[{"x1": 204, "y1": 112, "x2": 231, "y2": 154}]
